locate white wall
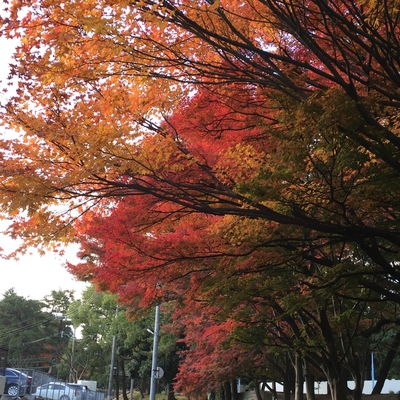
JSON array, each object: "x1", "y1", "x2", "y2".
[{"x1": 262, "y1": 380, "x2": 400, "y2": 395}]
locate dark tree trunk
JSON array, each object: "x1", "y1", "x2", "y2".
[
  {"x1": 166, "y1": 383, "x2": 177, "y2": 400},
  {"x1": 283, "y1": 354, "x2": 293, "y2": 400},
  {"x1": 254, "y1": 379, "x2": 263, "y2": 400},
  {"x1": 303, "y1": 359, "x2": 315, "y2": 400},
  {"x1": 139, "y1": 378, "x2": 146, "y2": 399},
  {"x1": 231, "y1": 380, "x2": 239, "y2": 400},
  {"x1": 323, "y1": 363, "x2": 348, "y2": 400},
  {"x1": 121, "y1": 359, "x2": 128, "y2": 400},
  {"x1": 224, "y1": 381, "x2": 232, "y2": 400},
  {"x1": 372, "y1": 329, "x2": 400, "y2": 394},
  {"x1": 349, "y1": 362, "x2": 363, "y2": 400},
  {"x1": 264, "y1": 381, "x2": 278, "y2": 400},
  {"x1": 317, "y1": 309, "x2": 348, "y2": 400}
]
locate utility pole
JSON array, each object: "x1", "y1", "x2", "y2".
[
  {"x1": 149, "y1": 304, "x2": 160, "y2": 400},
  {"x1": 107, "y1": 305, "x2": 119, "y2": 400},
  {"x1": 69, "y1": 326, "x2": 76, "y2": 382},
  {"x1": 54, "y1": 313, "x2": 77, "y2": 383},
  {"x1": 129, "y1": 378, "x2": 134, "y2": 400}
]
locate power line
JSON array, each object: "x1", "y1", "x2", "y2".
[{"x1": 0, "y1": 289, "x2": 100, "y2": 339}]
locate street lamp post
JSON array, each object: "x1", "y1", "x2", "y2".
[
  {"x1": 149, "y1": 304, "x2": 160, "y2": 400},
  {"x1": 107, "y1": 305, "x2": 119, "y2": 400}
]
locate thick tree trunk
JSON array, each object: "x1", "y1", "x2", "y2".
[
  {"x1": 231, "y1": 379, "x2": 239, "y2": 400},
  {"x1": 254, "y1": 379, "x2": 263, "y2": 400},
  {"x1": 283, "y1": 354, "x2": 293, "y2": 400},
  {"x1": 224, "y1": 381, "x2": 232, "y2": 400},
  {"x1": 263, "y1": 380, "x2": 278, "y2": 399},
  {"x1": 349, "y1": 365, "x2": 363, "y2": 400},
  {"x1": 327, "y1": 376, "x2": 348, "y2": 400},
  {"x1": 139, "y1": 377, "x2": 146, "y2": 399},
  {"x1": 372, "y1": 330, "x2": 400, "y2": 394},
  {"x1": 167, "y1": 392, "x2": 176, "y2": 400},
  {"x1": 323, "y1": 364, "x2": 348, "y2": 400},
  {"x1": 317, "y1": 309, "x2": 348, "y2": 400}
]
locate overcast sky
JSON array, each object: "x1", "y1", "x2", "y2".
[
  {"x1": 0, "y1": 37, "x2": 89, "y2": 301},
  {"x1": 0, "y1": 240, "x2": 88, "y2": 301}
]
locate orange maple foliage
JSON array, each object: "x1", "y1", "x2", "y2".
[
  {"x1": 0, "y1": 2, "x2": 400, "y2": 397},
  {"x1": 64, "y1": 85, "x2": 393, "y2": 398},
  {"x1": 0, "y1": 0, "x2": 398, "y2": 252}
]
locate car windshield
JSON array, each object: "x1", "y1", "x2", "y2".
[{"x1": 68, "y1": 385, "x2": 86, "y2": 390}]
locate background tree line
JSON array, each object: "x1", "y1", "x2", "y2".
[{"x1": 0, "y1": 287, "x2": 180, "y2": 399}]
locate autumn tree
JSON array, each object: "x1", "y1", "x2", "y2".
[
  {"x1": 0, "y1": 1, "x2": 398, "y2": 292},
  {"x1": 1, "y1": 1, "x2": 400, "y2": 399},
  {"x1": 69, "y1": 189, "x2": 400, "y2": 400},
  {"x1": 63, "y1": 84, "x2": 400, "y2": 399}
]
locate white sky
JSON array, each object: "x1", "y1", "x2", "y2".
[
  {"x1": 0, "y1": 36, "x2": 89, "y2": 301},
  {"x1": 0, "y1": 241, "x2": 89, "y2": 301}
]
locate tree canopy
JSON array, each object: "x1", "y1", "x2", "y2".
[
  {"x1": 0, "y1": 0, "x2": 399, "y2": 263},
  {"x1": 1, "y1": 1, "x2": 400, "y2": 399},
  {"x1": 0, "y1": 289, "x2": 74, "y2": 370}
]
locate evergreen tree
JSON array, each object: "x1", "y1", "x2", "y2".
[{"x1": 0, "y1": 289, "x2": 50, "y2": 368}]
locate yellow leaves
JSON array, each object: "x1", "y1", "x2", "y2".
[
  {"x1": 135, "y1": 134, "x2": 191, "y2": 174},
  {"x1": 214, "y1": 214, "x2": 278, "y2": 247},
  {"x1": 215, "y1": 143, "x2": 265, "y2": 184},
  {"x1": 80, "y1": 16, "x2": 108, "y2": 35}
]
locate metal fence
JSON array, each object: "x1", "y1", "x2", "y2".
[{"x1": 11, "y1": 369, "x2": 104, "y2": 400}]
